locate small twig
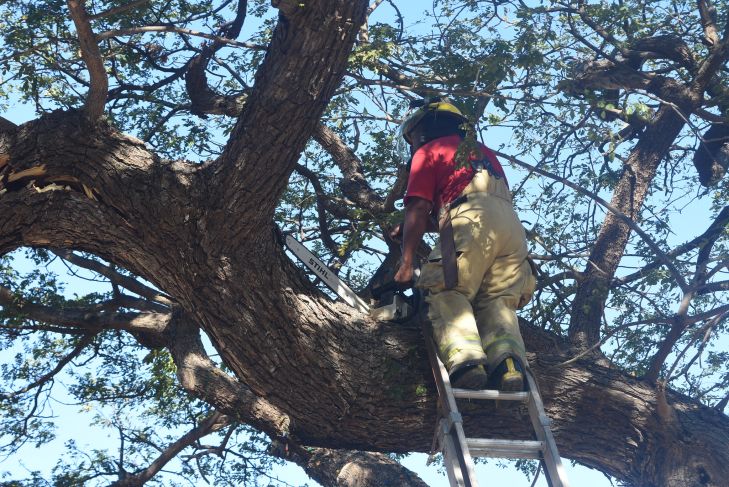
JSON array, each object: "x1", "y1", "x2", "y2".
[
  {"x1": 530, "y1": 463, "x2": 542, "y2": 487},
  {"x1": 550, "y1": 319, "x2": 654, "y2": 368},
  {"x1": 1, "y1": 334, "x2": 95, "y2": 399}
]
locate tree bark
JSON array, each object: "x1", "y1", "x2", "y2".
[
  {"x1": 568, "y1": 104, "x2": 690, "y2": 348},
  {"x1": 1, "y1": 3, "x2": 728, "y2": 487}
]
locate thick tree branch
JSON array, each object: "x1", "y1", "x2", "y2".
[
  {"x1": 698, "y1": 0, "x2": 720, "y2": 46},
  {"x1": 559, "y1": 57, "x2": 693, "y2": 104},
  {"x1": 273, "y1": 445, "x2": 429, "y2": 487},
  {"x1": 313, "y1": 124, "x2": 386, "y2": 214},
  {"x1": 0, "y1": 116, "x2": 16, "y2": 170},
  {"x1": 185, "y1": 1, "x2": 250, "y2": 116},
  {"x1": 0, "y1": 110, "x2": 210, "y2": 301},
  {"x1": 698, "y1": 280, "x2": 729, "y2": 294},
  {"x1": 566, "y1": 103, "x2": 692, "y2": 348},
  {"x1": 67, "y1": 0, "x2": 109, "y2": 121},
  {"x1": 164, "y1": 312, "x2": 292, "y2": 438},
  {"x1": 696, "y1": 16, "x2": 729, "y2": 86},
  {"x1": 213, "y1": 0, "x2": 368, "y2": 234},
  {"x1": 627, "y1": 35, "x2": 697, "y2": 71}
]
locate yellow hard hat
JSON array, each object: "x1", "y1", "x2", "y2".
[{"x1": 398, "y1": 97, "x2": 468, "y2": 144}]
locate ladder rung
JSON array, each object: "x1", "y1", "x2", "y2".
[
  {"x1": 466, "y1": 438, "x2": 544, "y2": 459},
  {"x1": 452, "y1": 388, "x2": 529, "y2": 402},
  {"x1": 470, "y1": 448, "x2": 542, "y2": 460}
]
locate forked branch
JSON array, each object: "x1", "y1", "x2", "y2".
[{"x1": 110, "y1": 411, "x2": 231, "y2": 487}]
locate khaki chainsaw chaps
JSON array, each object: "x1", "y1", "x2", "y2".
[{"x1": 417, "y1": 172, "x2": 535, "y2": 375}]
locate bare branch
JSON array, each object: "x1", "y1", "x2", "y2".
[
  {"x1": 645, "y1": 307, "x2": 720, "y2": 383},
  {"x1": 698, "y1": 0, "x2": 720, "y2": 46},
  {"x1": 313, "y1": 124, "x2": 385, "y2": 213},
  {"x1": 383, "y1": 163, "x2": 408, "y2": 213},
  {"x1": 0, "y1": 284, "x2": 170, "y2": 346},
  {"x1": 88, "y1": 0, "x2": 150, "y2": 20},
  {"x1": 186, "y1": 1, "x2": 250, "y2": 116},
  {"x1": 495, "y1": 150, "x2": 689, "y2": 292},
  {"x1": 359, "y1": 0, "x2": 388, "y2": 43},
  {"x1": 67, "y1": 0, "x2": 109, "y2": 121},
  {"x1": 110, "y1": 412, "x2": 231, "y2": 487},
  {"x1": 614, "y1": 206, "x2": 729, "y2": 288},
  {"x1": 698, "y1": 280, "x2": 729, "y2": 294},
  {"x1": 0, "y1": 334, "x2": 95, "y2": 399},
  {"x1": 52, "y1": 249, "x2": 173, "y2": 307},
  {"x1": 97, "y1": 25, "x2": 265, "y2": 50},
  {"x1": 665, "y1": 310, "x2": 728, "y2": 383},
  {"x1": 368, "y1": 0, "x2": 386, "y2": 15},
  {"x1": 293, "y1": 163, "x2": 343, "y2": 259}
]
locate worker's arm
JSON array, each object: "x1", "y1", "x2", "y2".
[
  {"x1": 394, "y1": 196, "x2": 433, "y2": 284},
  {"x1": 390, "y1": 215, "x2": 438, "y2": 241}
]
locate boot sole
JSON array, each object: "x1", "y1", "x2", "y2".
[
  {"x1": 451, "y1": 368, "x2": 489, "y2": 390},
  {"x1": 499, "y1": 371, "x2": 524, "y2": 392}
]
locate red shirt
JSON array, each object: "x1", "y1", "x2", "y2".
[{"x1": 404, "y1": 135, "x2": 507, "y2": 212}]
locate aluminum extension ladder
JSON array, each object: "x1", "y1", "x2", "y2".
[{"x1": 424, "y1": 335, "x2": 570, "y2": 487}]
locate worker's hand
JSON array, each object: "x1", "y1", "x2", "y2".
[
  {"x1": 394, "y1": 261, "x2": 414, "y2": 285},
  {"x1": 389, "y1": 223, "x2": 403, "y2": 242}
]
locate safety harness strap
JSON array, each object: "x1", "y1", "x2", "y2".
[{"x1": 439, "y1": 210, "x2": 459, "y2": 290}]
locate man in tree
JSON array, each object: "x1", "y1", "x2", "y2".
[{"x1": 394, "y1": 98, "x2": 535, "y2": 391}]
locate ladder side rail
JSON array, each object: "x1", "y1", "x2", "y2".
[
  {"x1": 441, "y1": 419, "x2": 468, "y2": 487},
  {"x1": 525, "y1": 371, "x2": 571, "y2": 487},
  {"x1": 422, "y1": 324, "x2": 480, "y2": 487}
]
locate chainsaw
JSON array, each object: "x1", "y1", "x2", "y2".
[{"x1": 282, "y1": 232, "x2": 418, "y2": 322}]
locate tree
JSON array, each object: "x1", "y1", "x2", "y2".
[{"x1": 0, "y1": 0, "x2": 728, "y2": 485}]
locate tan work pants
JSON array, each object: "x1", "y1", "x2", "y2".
[{"x1": 417, "y1": 171, "x2": 535, "y2": 374}]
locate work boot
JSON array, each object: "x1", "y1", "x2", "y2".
[
  {"x1": 449, "y1": 364, "x2": 489, "y2": 390},
  {"x1": 487, "y1": 357, "x2": 524, "y2": 392}
]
